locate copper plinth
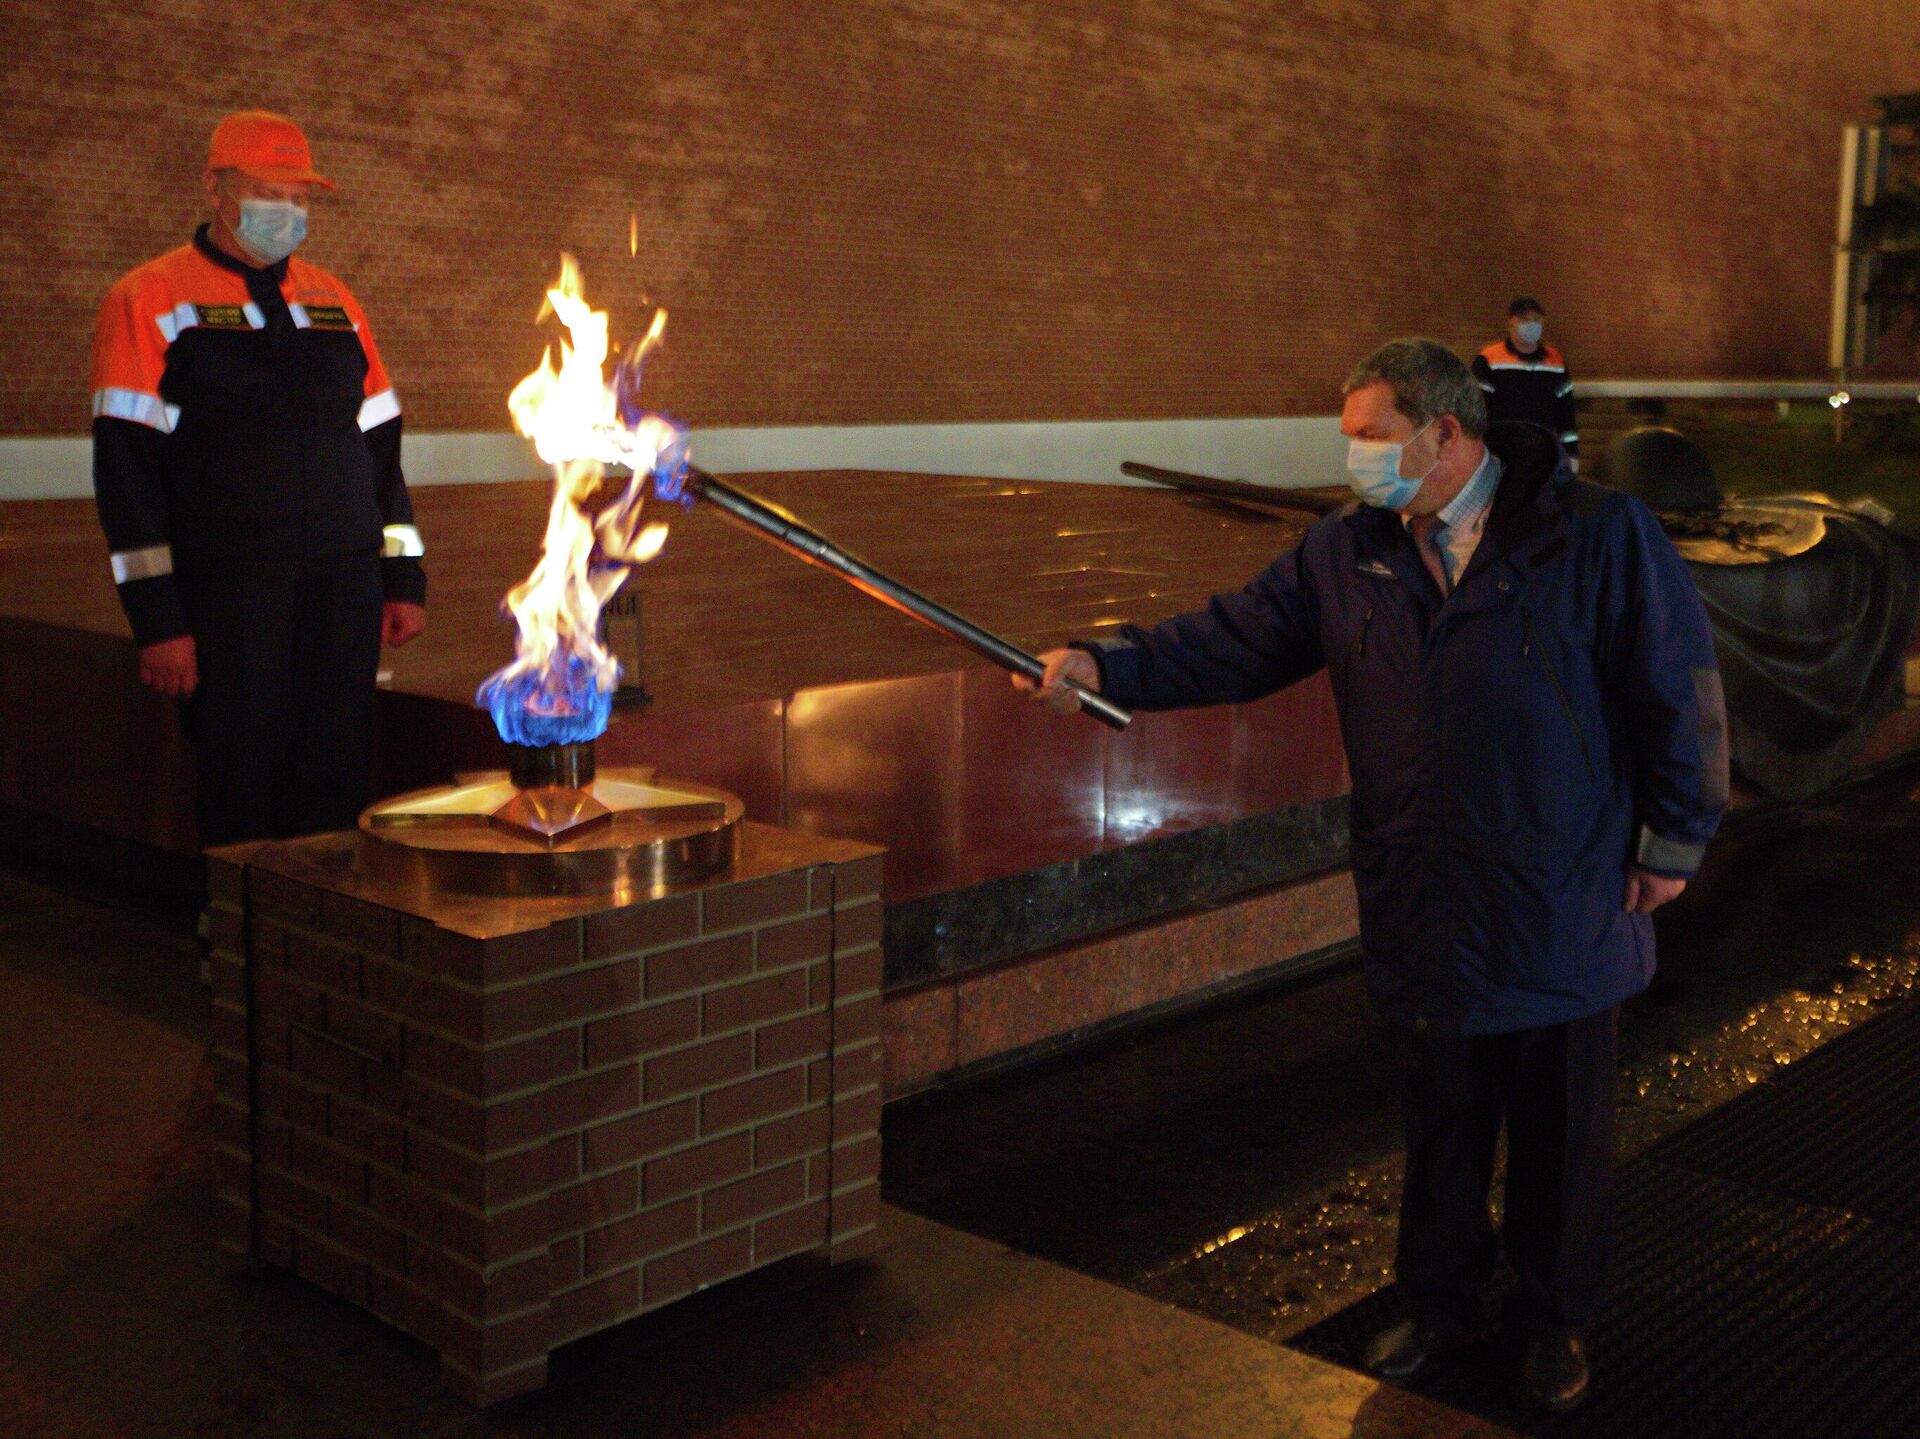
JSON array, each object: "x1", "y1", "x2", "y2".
[{"x1": 358, "y1": 744, "x2": 742, "y2": 900}]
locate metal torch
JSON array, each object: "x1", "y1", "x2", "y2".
[{"x1": 668, "y1": 466, "x2": 1133, "y2": 732}]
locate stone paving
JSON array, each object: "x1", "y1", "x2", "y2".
[
  {"x1": 886, "y1": 761, "x2": 1920, "y2": 1354},
  {"x1": 10, "y1": 761, "x2": 1914, "y2": 1435},
  {"x1": 0, "y1": 857, "x2": 1504, "y2": 1438}
]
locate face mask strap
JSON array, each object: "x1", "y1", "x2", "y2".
[{"x1": 1398, "y1": 418, "x2": 1442, "y2": 485}]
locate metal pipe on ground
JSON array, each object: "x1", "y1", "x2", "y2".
[{"x1": 1120, "y1": 460, "x2": 1350, "y2": 517}]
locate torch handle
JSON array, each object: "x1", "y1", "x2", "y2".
[{"x1": 682, "y1": 469, "x2": 1133, "y2": 732}]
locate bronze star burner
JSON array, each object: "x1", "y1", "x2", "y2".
[{"x1": 358, "y1": 739, "x2": 741, "y2": 900}]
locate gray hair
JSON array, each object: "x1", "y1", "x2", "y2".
[{"x1": 1342, "y1": 338, "x2": 1487, "y2": 439}]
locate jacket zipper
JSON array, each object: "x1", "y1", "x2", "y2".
[
  {"x1": 1353, "y1": 605, "x2": 1375, "y2": 656},
  {"x1": 1519, "y1": 605, "x2": 1596, "y2": 781}
]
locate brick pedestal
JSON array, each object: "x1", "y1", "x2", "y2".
[{"x1": 206, "y1": 822, "x2": 883, "y2": 1406}]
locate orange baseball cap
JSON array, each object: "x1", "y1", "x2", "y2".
[{"x1": 207, "y1": 110, "x2": 335, "y2": 189}]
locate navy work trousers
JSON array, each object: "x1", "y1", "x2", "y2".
[
  {"x1": 1394, "y1": 1005, "x2": 1619, "y2": 1337},
  {"x1": 180, "y1": 555, "x2": 384, "y2": 847}
]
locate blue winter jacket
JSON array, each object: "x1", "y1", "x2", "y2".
[{"x1": 1085, "y1": 424, "x2": 1729, "y2": 1035}]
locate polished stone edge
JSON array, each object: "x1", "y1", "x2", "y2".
[
  {"x1": 888, "y1": 935, "x2": 1361, "y2": 1105},
  {"x1": 882, "y1": 795, "x2": 1351, "y2": 987},
  {"x1": 221, "y1": 820, "x2": 877, "y2": 936},
  {"x1": 0, "y1": 797, "x2": 206, "y2": 912}
]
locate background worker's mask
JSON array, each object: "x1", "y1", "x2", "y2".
[{"x1": 235, "y1": 199, "x2": 308, "y2": 265}]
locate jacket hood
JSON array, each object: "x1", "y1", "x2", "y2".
[{"x1": 1483, "y1": 421, "x2": 1568, "y2": 509}]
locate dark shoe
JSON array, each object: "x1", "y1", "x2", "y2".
[
  {"x1": 1362, "y1": 1319, "x2": 1473, "y2": 1382},
  {"x1": 1523, "y1": 1331, "x2": 1590, "y2": 1412}
]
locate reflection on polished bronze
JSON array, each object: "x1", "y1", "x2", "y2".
[
  {"x1": 489, "y1": 784, "x2": 614, "y2": 845},
  {"x1": 359, "y1": 758, "x2": 742, "y2": 900},
  {"x1": 507, "y1": 738, "x2": 597, "y2": 790}
]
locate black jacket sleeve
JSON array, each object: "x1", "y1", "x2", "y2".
[
  {"x1": 1554, "y1": 365, "x2": 1579, "y2": 459},
  {"x1": 92, "y1": 415, "x2": 189, "y2": 646},
  {"x1": 367, "y1": 414, "x2": 427, "y2": 606},
  {"x1": 1471, "y1": 352, "x2": 1497, "y2": 397}
]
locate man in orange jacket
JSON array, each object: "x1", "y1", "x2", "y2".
[
  {"x1": 1472, "y1": 298, "x2": 1579, "y2": 472},
  {"x1": 91, "y1": 111, "x2": 427, "y2": 845}
]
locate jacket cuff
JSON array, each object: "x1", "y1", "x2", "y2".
[
  {"x1": 1069, "y1": 637, "x2": 1137, "y2": 707},
  {"x1": 1635, "y1": 824, "x2": 1705, "y2": 877},
  {"x1": 381, "y1": 556, "x2": 427, "y2": 606},
  {"x1": 119, "y1": 575, "x2": 190, "y2": 648}
]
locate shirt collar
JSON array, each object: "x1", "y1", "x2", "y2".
[
  {"x1": 1436, "y1": 446, "x2": 1501, "y2": 530},
  {"x1": 192, "y1": 222, "x2": 288, "y2": 285},
  {"x1": 1403, "y1": 446, "x2": 1501, "y2": 533}
]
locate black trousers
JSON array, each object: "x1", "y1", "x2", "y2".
[
  {"x1": 1395, "y1": 1005, "x2": 1619, "y2": 1337},
  {"x1": 180, "y1": 555, "x2": 384, "y2": 848}
]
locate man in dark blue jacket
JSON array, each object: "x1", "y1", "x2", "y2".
[{"x1": 1019, "y1": 339, "x2": 1727, "y2": 1412}]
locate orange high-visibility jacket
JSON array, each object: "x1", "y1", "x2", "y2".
[
  {"x1": 1471, "y1": 340, "x2": 1578, "y2": 461},
  {"x1": 91, "y1": 227, "x2": 425, "y2": 644}
]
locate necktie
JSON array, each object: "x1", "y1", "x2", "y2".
[{"x1": 1409, "y1": 514, "x2": 1450, "y2": 595}]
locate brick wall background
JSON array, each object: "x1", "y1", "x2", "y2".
[{"x1": 2, "y1": 0, "x2": 1913, "y2": 437}]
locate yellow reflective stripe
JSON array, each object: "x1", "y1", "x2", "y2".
[
  {"x1": 110, "y1": 544, "x2": 174, "y2": 584},
  {"x1": 381, "y1": 524, "x2": 425, "y2": 558}
]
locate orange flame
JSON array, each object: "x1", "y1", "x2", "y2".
[{"x1": 483, "y1": 255, "x2": 679, "y2": 729}]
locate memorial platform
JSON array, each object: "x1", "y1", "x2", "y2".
[
  {"x1": 0, "y1": 471, "x2": 1357, "y2": 1093},
  {"x1": 14, "y1": 468, "x2": 1913, "y2": 1094}
]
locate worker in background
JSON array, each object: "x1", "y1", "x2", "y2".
[{"x1": 1473, "y1": 297, "x2": 1579, "y2": 471}]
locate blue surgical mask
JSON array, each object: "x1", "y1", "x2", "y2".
[
  {"x1": 1514, "y1": 319, "x2": 1544, "y2": 348},
  {"x1": 234, "y1": 199, "x2": 308, "y2": 264},
  {"x1": 1345, "y1": 420, "x2": 1437, "y2": 511}
]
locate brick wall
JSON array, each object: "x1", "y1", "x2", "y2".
[
  {"x1": 207, "y1": 832, "x2": 884, "y2": 1406},
  {"x1": 3, "y1": 1, "x2": 1912, "y2": 437}
]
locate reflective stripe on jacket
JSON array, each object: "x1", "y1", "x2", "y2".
[
  {"x1": 1472, "y1": 340, "x2": 1578, "y2": 456},
  {"x1": 90, "y1": 226, "x2": 424, "y2": 644}
]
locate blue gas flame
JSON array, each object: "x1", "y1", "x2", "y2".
[
  {"x1": 476, "y1": 649, "x2": 614, "y2": 748},
  {"x1": 651, "y1": 426, "x2": 694, "y2": 508}
]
